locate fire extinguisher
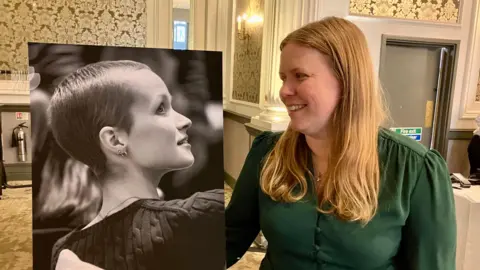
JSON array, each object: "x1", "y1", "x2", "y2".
[
  {"x1": 11, "y1": 122, "x2": 28, "y2": 162},
  {"x1": 2, "y1": 123, "x2": 31, "y2": 189}
]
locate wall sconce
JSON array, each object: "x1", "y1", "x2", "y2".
[
  {"x1": 236, "y1": 13, "x2": 263, "y2": 41},
  {"x1": 237, "y1": 13, "x2": 250, "y2": 41}
]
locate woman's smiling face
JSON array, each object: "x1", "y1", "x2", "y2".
[
  {"x1": 279, "y1": 42, "x2": 341, "y2": 137},
  {"x1": 123, "y1": 69, "x2": 194, "y2": 171}
]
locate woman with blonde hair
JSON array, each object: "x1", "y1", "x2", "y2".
[{"x1": 226, "y1": 16, "x2": 456, "y2": 269}]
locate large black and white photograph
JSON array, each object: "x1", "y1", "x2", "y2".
[{"x1": 28, "y1": 43, "x2": 225, "y2": 270}]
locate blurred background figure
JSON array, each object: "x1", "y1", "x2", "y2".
[
  {"x1": 468, "y1": 115, "x2": 480, "y2": 177},
  {"x1": 29, "y1": 44, "x2": 102, "y2": 230},
  {"x1": 29, "y1": 44, "x2": 103, "y2": 270}
]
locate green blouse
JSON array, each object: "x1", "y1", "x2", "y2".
[{"x1": 226, "y1": 128, "x2": 456, "y2": 270}]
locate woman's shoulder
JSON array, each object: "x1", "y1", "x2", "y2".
[
  {"x1": 377, "y1": 127, "x2": 449, "y2": 177},
  {"x1": 141, "y1": 190, "x2": 225, "y2": 242},
  {"x1": 50, "y1": 229, "x2": 78, "y2": 270},
  {"x1": 254, "y1": 130, "x2": 282, "y2": 143},
  {"x1": 378, "y1": 127, "x2": 430, "y2": 158},
  {"x1": 248, "y1": 130, "x2": 283, "y2": 155},
  {"x1": 377, "y1": 127, "x2": 448, "y2": 169}
]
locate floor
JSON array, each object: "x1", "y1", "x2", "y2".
[
  {"x1": 0, "y1": 181, "x2": 33, "y2": 270},
  {"x1": 0, "y1": 182, "x2": 262, "y2": 270},
  {"x1": 224, "y1": 184, "x2": 264, "y2": 269}
]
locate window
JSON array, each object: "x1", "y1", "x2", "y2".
[{"x1": 173, "y1": 21, "x2": 188, "y2": 50}]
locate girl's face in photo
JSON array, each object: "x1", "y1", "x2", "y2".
[{"x1": 123, "y1": 69, "x2": 194, "y2": 171}]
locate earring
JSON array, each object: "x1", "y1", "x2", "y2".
[{"x1": 117, "y1": 149, "x2": 127, "y2": 157}]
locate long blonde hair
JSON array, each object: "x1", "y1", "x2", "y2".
[{"x1": 260, "y1": 17, "x2": 389, "y2": 224}]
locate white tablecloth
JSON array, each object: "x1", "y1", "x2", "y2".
[{"x1": 454, "y1": 186, "x2": 480, "y2": 270}]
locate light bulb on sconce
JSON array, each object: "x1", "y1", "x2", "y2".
[
  {"x1": 237, "y1": 15, "x2": 243, "y2": 31},
  {"x1": 247, "y1": 15, "x2": 263, "y2": 24},
  {"x1": 236, "y1": 12, "x2": 263, "y2": 41},
  {"x1": 236, "y1": 13, "x2": 249, "y2": 41}
]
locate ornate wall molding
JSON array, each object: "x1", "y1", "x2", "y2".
[
  {"x1": 230, "y1": 0, "x2": 265, "y2": 104},
  {"x1": 224, "y1": 0, "x2": 261, "y2": 116},
  {"x1": 460, "y1": 0, "x2": 480, "y2": 119},
  {"x1": 223, "y1": 0, "x2": 264, "y2": 117},
  {"x1": 349, "y1": 0, "x2": 461, "y2": 24},
  {"x1": 0, "y1": 79, "x2": 30, "y2": 104}
]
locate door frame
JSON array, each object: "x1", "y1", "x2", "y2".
[{"x1": 379, "y1": 35, "x2": 460, "y2": 158}]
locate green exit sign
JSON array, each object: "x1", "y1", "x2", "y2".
[
  {"x1": 390, "y1": 127, "x2": 422, "y2": 135},
  {"x1": 389, "y1": 127, "x2": 423, "y2": 142}
]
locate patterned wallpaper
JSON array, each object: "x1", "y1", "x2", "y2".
[
  {"x1": 0, "y1": 0, "x2": 147, "y2": 74},
  {"x1": 231, "y1": 0, "x2": 264, "y2": 104},
  {"x1": 349, "y1": 0, "x2": 460, "y2": 23}
]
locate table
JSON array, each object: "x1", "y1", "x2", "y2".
[{"x1": 454, "y1": 186, "x2": 480, "y2": 270}]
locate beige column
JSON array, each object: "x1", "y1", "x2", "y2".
[
  {"x1": 146, "y1": 0, "x2": 173, "y2": 49},
  {"x1": 190, "y1": 0, "x2": 232, "y2": 108},
  {"x1": 250, "y1": 0, "x2": 322, "y2": 131}
]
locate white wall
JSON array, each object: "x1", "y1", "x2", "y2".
[
  {"x1": 0, "y1": 81, "x2": 30, "y2": 105},
  {"x1": 223, "y1": 115, "x2": 252, "y2": 179},
  {"x1": 317, "y1": 0, "x2": 477, "y2": 130}
]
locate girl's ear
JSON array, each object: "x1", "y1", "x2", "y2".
[{"x1": 98, "y1": 126, "x2": 128, "y2": 155}]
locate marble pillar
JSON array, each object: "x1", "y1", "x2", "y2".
[
  {"x1": 190, "y1": 0, "x2": 232, "y2": 108},
  {"x1": 146, "y1": 0, "x2": 172, "y2": 49},
  {"x1": 249, "y1": 0, "x2": 322, "y2": 131}
]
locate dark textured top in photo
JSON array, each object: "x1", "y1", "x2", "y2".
[{"x1": 50, "y1": 189, "x2": 225, "y2": 270}]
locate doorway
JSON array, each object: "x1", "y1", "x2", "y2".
[
  {"x1": 379, "y1": 36, "x2": 458, "y2": 158},
  {"x1": 172, "y1": 0, "x2": 191, "y2": 50}
]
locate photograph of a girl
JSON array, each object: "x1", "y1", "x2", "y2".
[{"x1": 28, "y1": 44, "x2": 225, "y2": 270}]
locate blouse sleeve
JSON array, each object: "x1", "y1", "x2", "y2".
[
  {"x1": 225, "y1": 131, "x2": 275, "y2": 267},
  {"x1": 183, "y1": 189, "x2": 226, "y2": 270},
  {"x1": 400, "y1": 149, "x2": 457, "y2": 270},
  {"x1": 143, "y1": 189, "x2": 226, "y2": 270},
  {"x1": 50, "y1": 231, "x2": 73, "y2": 270}
]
